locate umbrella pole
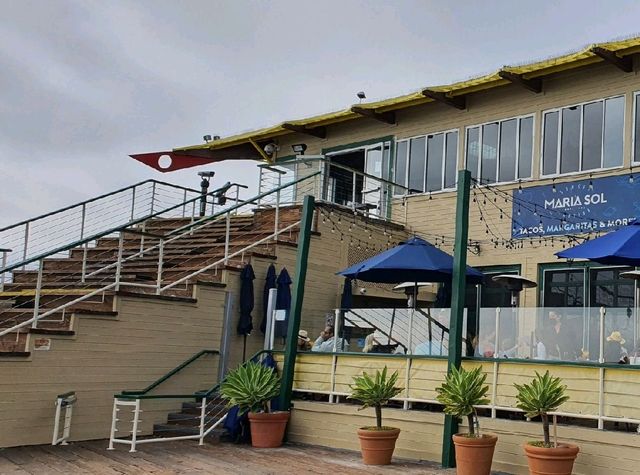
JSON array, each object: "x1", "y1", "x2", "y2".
[
  {"x1": 407, "y1": 281, "x2": 417, "y2": 353},
  {"x1": 242, "y1": 335, "x2": 247, "y2": 362}
]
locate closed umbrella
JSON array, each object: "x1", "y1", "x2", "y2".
[
  {"x1": 260, "y1": 264, "x2": 277, "y2": 334},
  {"x1": 238, "y1": 264, "x2": 255, "y2": 361},
  {"x1": 274, "y1": 268, "x2": 292, "y2": 338},
  {"x1": 341, "y1": 278, "x2": 353, "y2": 310},
  {"x1": 556, "y1": 221, "x2": 640, "y2": 265}
]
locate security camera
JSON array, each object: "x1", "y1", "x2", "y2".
[
  {"x1": 359, "y1": 287, "x2": 367, "y2": 294},
  {"x1": 198, "y1": 171, "x2": 215, "y2": 178},
  {"x1": 203, "y1": 134, "x2": 212, "y2": 142},
  {"x1": 263, "y1": 143, "x2": 279, "y2": 156}
]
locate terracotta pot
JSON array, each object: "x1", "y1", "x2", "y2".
[
  {"x1": 247, "y1": 411, "x2": 290, "y2": 448},
  {"x1": 453, "y1": 433, "x2": 498, "y2": 475},
  {"x1": 356, "y1": 427, "x2": 401, "y2": 465},
  {"x1": 523, "y1": 442, "x2": 579, "y2": 475}
]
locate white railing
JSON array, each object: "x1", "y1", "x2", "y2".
[
  {"x1": 52, "y1": 391, "x2": 76, "y2": 445},
  {"x1": 0, "y1": 173, "x2": 319, "y2": 338}
]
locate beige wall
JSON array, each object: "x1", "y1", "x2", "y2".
[
  {"x1": 289, "y1": 400, "x2": 640, "y2": 475},
  {"x1": 0, "y1": 286, "x2": 226, "y2": 448}
]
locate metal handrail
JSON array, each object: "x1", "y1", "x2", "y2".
[
  {"x1": 119, "y1": 349, "x2": 220, "y2": 397},
  {"x1": 0, "y1": 179, "x2": 199, "y2": 234},
  {"x1": 0, "y1": 182, "x2": 236, "y2": 274}
]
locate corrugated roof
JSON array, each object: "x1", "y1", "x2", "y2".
[{"x1": 175, "y1": 36, "x2": 640, "y2": 153}]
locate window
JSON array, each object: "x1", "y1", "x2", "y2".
[
  {"x1": 394, "y1": 130, "x2": 458, "y2": 194},
  {"x1": 633, "y1": 92, "x2": 640, "y2": 163},
  {"x1": 465, "y1": 115, "x2": 533, "y2": 185},
  {"x1": 542, "y1": 96, "x2": 624, "y2": 176}
]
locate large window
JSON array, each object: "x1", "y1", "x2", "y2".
[
  {"x1": 542, "y1": 96, "x2": 624, "y2": 176},
  {"x1": 633, "y1": 92, "x2": 640, "y2": 163},
  {"x1": 465, "y1": 115, "x2": 533, "y2": 185},
  {"x1": 394, "y1": 130, "x2": 458, "y2": 194}
]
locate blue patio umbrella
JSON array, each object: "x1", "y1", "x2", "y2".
[
  {"x1": 556, "y1": 222, "x2": 640, "y2": 265},
  {"x1": 338, "y1": 236, "x2": 485, "y2": 284},
  {"x1": 274, "y1": 268, "x2": 292, "y2": 338},
  {"x1": 341, "y1": 278, "x2": 353, "y2": 310},
  {"x1": 237, "y1": 264, "x2": 255, "y2": 336},
  {"x1": 260, "y1": 264, "x2": 277, "y2": 334}
]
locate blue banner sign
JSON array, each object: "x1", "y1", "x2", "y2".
[{"x1": 512, "y1": 174, "x2": 640, "y2": 239}]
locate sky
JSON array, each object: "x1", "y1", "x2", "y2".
[{"x1": 1, "y1": 0, "x2": 640, "y2": 227}]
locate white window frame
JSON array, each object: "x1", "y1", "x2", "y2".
[
  {"x1": 540, "y1": 94, "x2": 626, "y2": 178},
  {"x1": 464, "y1": 113, "x2": 535, "y2": 186},
  {"x1": 632, "y1": 91, "x2": 640, "y2": 164},
  {"x1": 393, "y1": 128, "x2": 459, "y2": 196}
]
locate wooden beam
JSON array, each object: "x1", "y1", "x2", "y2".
[
  {"x1": 350, "y1": 106, "x2": 396, "y2": 125},
  {"x1": 421, "y1": 89, "x2": 466, "y2": 110},
  {"x1": 281, "y1": 123, "x2": 327, "y2": 139},
  {"x1": 498, "y1": 70, "x2": 542, "y2": 94},
  {"x1": 591, "y1": 46, "x2": 633, "y2": 73}
]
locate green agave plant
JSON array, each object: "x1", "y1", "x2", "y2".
[
  {"x1": 514, "y1": 371, "x2": 569, "y2": 447},
  {"x1": 219, "y1": 361, "x2": 281, "y2": 414},
  {"x1": 436, "y1": 366, "x2": 489, "y2": 437},
  {"x1": 348, "y1": 366, "x2": 403, "y2": 429}
]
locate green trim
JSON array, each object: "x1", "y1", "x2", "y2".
[
  {"x1": 273, "y1": 154, "x2": 297, "y2": 164},
  {"x1": 279, "y1": 195, "x2": 315, "y2": 411},
  {"x1": 477, "y1": 264, "x2": 522, "y2": 274},
  {"x1": 120, "y1": 350, "x2": 219, "y2": 396},
  {"x1": 321, "y1": 135, "x2": 395, "y2": 155},
  {"x1": 443, "y1": 169, "x2": 471, "y2": 468}
]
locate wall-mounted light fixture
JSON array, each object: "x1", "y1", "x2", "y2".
[{"x1": 292, "y1": 143, "x2": 307, "y2": 155}]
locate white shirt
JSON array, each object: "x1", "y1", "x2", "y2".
[{"x1": 312, "y1": 336, "x2": 349, "y2": 352}]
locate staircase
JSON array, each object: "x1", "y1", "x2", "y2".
[
  {"x1": 0, "y1": 176, "x2": 317, "y2": 356},
  {"x1": 153, "y1": 394, "x2": 228, "y2": 441}
]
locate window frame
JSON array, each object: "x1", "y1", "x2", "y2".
[
  {"x1": 393, "y1": 128, "x2": 459, "y2": 196},
  {"x1": 464, "y1": 113, "x2": 535, "y2": 186},
  {"x1": 540, "y1": 94, "x2": 626, "y2": 178},
  {"x1": 632, "y1": 91, "x2": 640, "y2": 164}
]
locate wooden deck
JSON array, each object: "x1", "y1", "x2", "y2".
[{"x1": 0, "y1": 439, "x2": 459, "y2": 474}]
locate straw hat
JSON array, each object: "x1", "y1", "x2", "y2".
[
  {"x1": 606, "y1": 331, "x2": 625, "y2": 345},
  {"x1": 298, "y1": 330, "x2": 310, "y2": 342}
]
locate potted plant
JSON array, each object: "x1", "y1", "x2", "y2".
[
  {"x1": 348, "y1": 366, "x2": 403, "y2": 465},
  {"x1": 219, "y1": 361, "x2": 289, "y2": 448},
  {"x1": 514, "y1": 371, "x2": 579, "y2": 475},
  {"x1": 436, "y1": 366, "x2": 496, "y2": 475}
]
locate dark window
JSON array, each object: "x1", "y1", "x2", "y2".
[
  {"x1": 543, "y1": 269, "x2": 584, "y2": 307},
  {"x1": 589, "y1": 267, "x2": 634, "y2": 308},
  {"x1": 394, "y1": 141, "x2": 408, "y2": 195},
  {"x1": 560, "y1": 106, "x2": 581, "y2": 174},
  {"x1": 518, "y1": 116, "x2": 533, "y2": 179},
  {"x1": 498, "y1": 119, "x2": 517, "y2": 182},
  {"x1": 426, "y1": 134, "x2": 444, "y2": 192},
  {"x1": 582, "y1": 101, "x2": 604, "y2": 171},
  {"x1": 481, "y1": 123, "x2": 498, "y2": 184},
  {"x1": 542, "y1": 111, "x2": 559, "y2": 175},
  {"x1": 408, "y1": 137, "x2": 426, "y2": 193},
  {"x1": 444, "y1": 132, "x2": 458, "y2": 189},
  {"x1": 466, "y1": 127, "x2": 480, "y2": 181},
  {"x1": 603, "y1": 96, "x2": 624, "y2": 168}
]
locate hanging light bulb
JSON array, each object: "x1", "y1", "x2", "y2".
[
  {"x1": 552, "y1": 179, "x2": 557, "y2": 193},
  {"x1": 518, "y1": 180, "x2": 523, "y2": 194},
  {"x1": 588, "y1": 174, "x2": 593, "y2": 190}
]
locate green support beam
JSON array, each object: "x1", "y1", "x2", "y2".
[
  {"x1": 278, "y1": 195, "x2": 315, "y2": 411},
  {"x1": 442, "y1": 170, "x2": 471, "y2": 468}
]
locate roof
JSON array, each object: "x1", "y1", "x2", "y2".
[{"x1": 175, "y1": 36, "x2": 640, "y2": 154}]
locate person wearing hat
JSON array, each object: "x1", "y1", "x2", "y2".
[
  {"x1": 604, "y1": 331, "x2": 629, "y2": 364},
  {"x1": 297, "y1": 330, "x2": 312, "y2": 351}
]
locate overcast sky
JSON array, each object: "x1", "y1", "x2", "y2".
[{"x1": 2, "y1": 0, "x2": 640, "y2": 226}]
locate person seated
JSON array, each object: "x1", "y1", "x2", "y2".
[
  {"x1": 312, "y1": 325, "x2": 350, "y2": 352},
  {"x1": 414, "y1": 338, "x2": 443, "y2": 356},
  {"x1": 362, "y1": 333, "x2": 377, "y2": 353},
  {"x1": 604, "y1": 331, "x2": 628, "y2": 364},
  {"x1": 499, "y1": 337, "x2": 519, "y2": 358},
  {"x1": 297, "y1": 330, "x2": 312, "y2": 351}
]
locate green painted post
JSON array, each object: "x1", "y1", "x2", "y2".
[
  {"x1": 279, "y1": 195, "x2": 315, "y2": 411},
  {"x1": 442, "y1": 170, "x2": 471, "y2": 468}
]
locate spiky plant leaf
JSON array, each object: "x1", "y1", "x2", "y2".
[
  {"x1": 348, "y1": 366, "x2": 403, "y2": 428},
  {"x1": 514, "y1": 371, "x2": 569, "y2": 419},
  {"x1": 219, "y1": 361, "x2": 281, "y2": 414}
]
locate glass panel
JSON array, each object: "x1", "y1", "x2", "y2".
[
  {"x1": 635, "y1": 95, "x2": 640, "y2": 163},
  {"x1": 603, "y1": 96, "x2": 624, "y2": 168},
  {"x1": 498, "y1": 119, "x2": 517, "y2": 182},
  {"x1": 518, "y1": 116, "x2": 533, "y2": 179},
  {"x1": 466, "y1": 127, "x2": 480, "y2": 180},
  {"x1": 444, "y1": 131, "x2": 458, "y2": 189},
  {"x1": 560, "y1": 106, "x2": 581, "y2": 174},
  {"x1": 426, "y1": 133, "x2": 444, "y2": 192},
  {"x1": 394, "y1": 141, "x2": 408, "y2": 195},
  {"x1": 542, "y1": 111, "x2": 559, "y2": 175},
  {"x1": 481, "y1": 123, "x2": 498, "y2": 184},
  {"x1": 363, "y1": 146, "x2": 383, "y2": 211},
  {"x1": 543, "y1": 269, "x2": 584, "y2": 307},
  {"x1": 581, "y1": 101, "x2": 603, "y2": 171},
  {"x1": 408, "y1": 137, "x2": 426, "y2": 193}
]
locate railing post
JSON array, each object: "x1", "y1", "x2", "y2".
[
  {"x1": 156, "y1": 238, "x2": 164, "y2": 294},
  {"x1": 234, "y1": 185, "x2": 240, "y2": 215},
  {"x1": 139, "y1": 222, "x2": 146, "y2": 254},
  {"x1": 351, "y1": 172, "x2": 357, "y2": 212},
  {"x1": 107, "y1": 398, "x2": 118, "y2": 450},
  {"x1": 115, "y1": 232, "x2": 124, "y2": 291},
  {"x1": 80, "y1": 203, "x2": 86, "y2": 241},
  {"x1": 22, "y1": 222, "x2": 29, "y2": 270},
  {"x1": 130, "y1": 185, "x2": 137, "y2": 221},
  {"x1": 182, "y1": 189, "x2": 187, "y2": 218},
  {"x1": 0, "y1": 249, "x2": 8, "y2": 292},
  {"x1": 81, "y1": 242, "x2": 88, "y2": 284},
  {"x1": 32, "y1": 259, "x2": 44, "y2": 329},
  {"x1": 274, "y1": 173, "x2": 281, "y2": 240},
  {"x1": 130, "y1": 399, "x2": 140, "y2": 452},
  {"x1": 598, "y1": 306, "x2": 606, "y2": 430},
  {"x1": 224, "y1": 213, "x2": 231, "y2": 264},
  {"x1": 491, "y1": 308, "x2": 500, "y2": 419},
  {"x1": 150, "y1": 182, "x2": 157, "y2": 215},
  {"x1": 198, "y1": 396, "x2": 207, "y2": 445}
]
